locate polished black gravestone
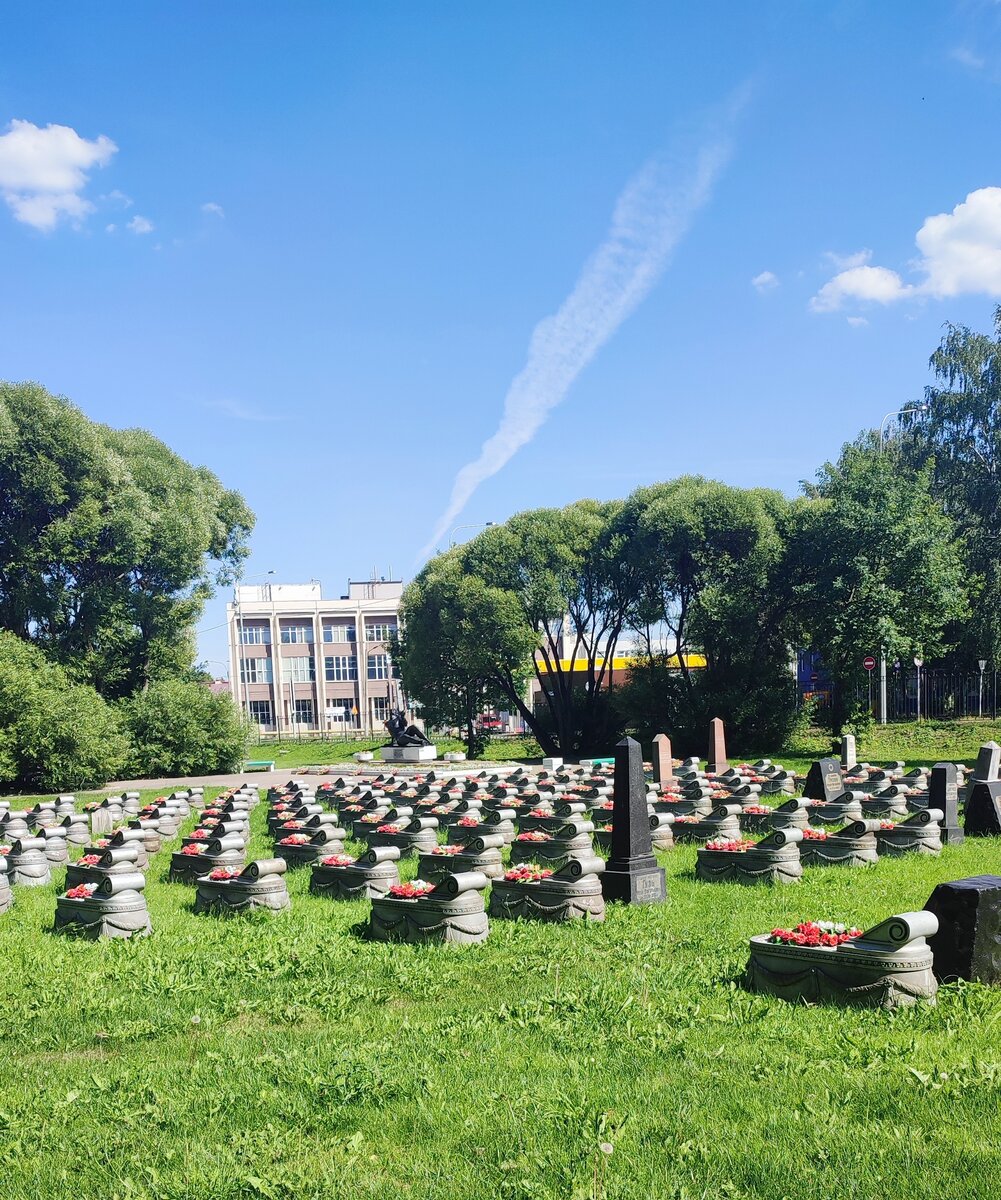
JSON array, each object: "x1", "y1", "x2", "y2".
[
  {"x1": 601, "y1": 737, "x2": 666, "y2": 904},
  {"x1": 803, "y1": 758, "x2": 843, "y2": 803},
  {"x1": 930, "y1": 762, "x2": 963, "y2": 845},
  {"x1": 964, "y1": 780, "x2": 1001, "y2": 837},
  {"x1": 925, "y1": 875, "x2": 1001, "y2": 983}
]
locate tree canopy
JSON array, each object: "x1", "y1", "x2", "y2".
[{"x1": 0, "y1": 381, "x2": 254, "y2": 698}]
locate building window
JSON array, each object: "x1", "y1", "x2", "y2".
[
  {"x1": 280, "y1": 623, "x2": 314, "y2": 644},
  {"x1": 372, "y1": 696, "x2": 390, "y2": 723},
  {"x1": 239, "y1": 657, "x2": 273, "y2": 684},
  {"x1": 247, "y1": 700, "x2": 273, "y2": 725},
  {"x1": 365, "y1": 622, "x2": 397, "y2": 642},
  {"x1": 239, "y1": 624, "x2": 271, "y2": 644},
  {"x1": 322, "y1": 623, "x2": 356, "y2": 643},
  {"x1": 282, "y1": 656, "x2": 315, "y2": 683},
  {"x1": 293, "y1": 698, "x2": 315, "y2": 726},
  {"x1": 324, "y1": 655, "x2": 358, "y2": 682},
  {"x1": 367, "y1": 653, "x2": 390, "y2": 680}
]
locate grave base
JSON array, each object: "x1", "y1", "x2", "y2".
[
  {"x1": 601, "y1": 864, "x2": 666, "y2": 904},
  {"x1": 379, "y1": 745, "x2": 438, "y2": 763}
]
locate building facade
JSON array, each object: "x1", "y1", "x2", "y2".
[{"x1": 226, "y1": 578, "x2": 403, "y2": 736}]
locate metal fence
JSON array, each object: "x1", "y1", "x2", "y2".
[{"x1": 853, "y1": 668, "x2": 999, "y2": 721}]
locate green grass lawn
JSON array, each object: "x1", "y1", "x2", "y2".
[
  {"x1": 259, "y1": 735, "x2": 542, "y2": 771},
  {"x1": 3, "y1": 781, "x2": 1001, "y2": 1199}
]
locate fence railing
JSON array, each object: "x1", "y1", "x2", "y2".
[{"x1": 852, "y1": 669, "x2": 999, "y2": 721}]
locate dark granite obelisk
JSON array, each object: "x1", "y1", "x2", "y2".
[
  {"x1": 930, "y1": 762, "x2": 963, "y2": 845},
  {"x1": 652, "y1": 734, "x2": 673, "y2": 785},
  {"x1": 601, "y1": 737, "x2": 666, "y2": 904}
]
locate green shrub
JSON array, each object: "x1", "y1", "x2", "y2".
[
  {"x1": 0, "y1": 631, "x2": 130, "y2": 790},
  {"x1": 120, "y1": 679, "x2": 247, "y2": 777}
]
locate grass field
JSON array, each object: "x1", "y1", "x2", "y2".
[
  {"x1": 254, "y1": 720, "x2": 1001, "y2": 776},
  {"x1": 3, "y1": 768, "x2": 1001, "y2": 1200}
]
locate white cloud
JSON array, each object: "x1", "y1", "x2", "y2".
[
  {"x1": 201, "y1": 201, "x2": 224, "y2": 217},
  {"x1": 846, "y1": 315, "x2": 869, "y2": 327},
  {"x1": 951, "y1": 46, "x2": 985, "y2": 70},
  {"x1": 418, "y1": 92, "x2": 747, "y2": 561},
  {"x1": 105, "y1": 223, "x2": 116, "y2": 233},
  {"x1": 823, "y1": 248, "x2": 872, "y2": 270},
  {"x1": 0, "y1": 119, "x2": 116, "y2": 230},
  {"x1": 811, "y1": 188, "x2": 1001, "y2": 312},
  {"x1": 751, "y1": 270, "x2": 778, "y2": 293},
  {"x1": 127, "y1": 215, "x2": 154, "y2": 234},
  {"x1": 811, "y1": 264, "x2": 913, "y2": 312},
  {"x1": 103, "y1": 188, "x2": 133, "y2": 208}
]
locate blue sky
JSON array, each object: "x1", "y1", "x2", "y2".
[{"x1": 2, "y1": 1, "x2": 1001, "y2": 671}]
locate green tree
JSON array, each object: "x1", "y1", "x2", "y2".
[
  {"x1": 897, "y1": 306, "x2": 1001, "y2": 665},
  {"x1": 0, "y1": 382, "x2": 254, "y2": 697},
  {"x1": 0, "y1": 631, "x2": 130, "y2": 790},
  {"x1": 120, "y1": 678, "x2": 248, "y2": 777},
  {"x1": 788, "y1": 440, "x2": 968, "y2": 732},
  {"x1": 618, "y1": 477, "x2": 799, "y2": 751},
  {"x1": 395, "y1": 555, "x2": 534, "y2": 757},
  {"x1": 400, "y1": 501, "x2": 637, "y2": 756}
]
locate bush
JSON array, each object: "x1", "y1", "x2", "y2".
[
  {"x1": 0, "y1": 632, "x2": 130, "y2": 790},
  {"x1": 120, "y1": 679, "x2": 248, "y2": 777}
]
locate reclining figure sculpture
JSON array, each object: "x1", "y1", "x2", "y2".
[{"x1": 384, "y1": 710, "x2": 432, "y2": 748}]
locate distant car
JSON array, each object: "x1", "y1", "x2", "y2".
[{"x1": 478, "y1": 716, "x2": 503, "y2": 732}]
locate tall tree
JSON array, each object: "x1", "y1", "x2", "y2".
[
  {"x1": 0, "y1": 382, "x2": 254, "y2": 697},
  {"x1": 899, "y1": 306, "x2": 1001, "y2": 664},
  {"x1": 618, "y1": 477, "x2": 798, "y2": 750},
  {"x1": 788, "y1": 440, "x2": 967, "y2": 732}
]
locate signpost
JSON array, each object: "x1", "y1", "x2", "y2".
[{"x1": 863, "y1": 655, "x2": 876, "y2": 713}]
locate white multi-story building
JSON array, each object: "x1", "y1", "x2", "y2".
[{"x1": 226, "y1": 577, "x2": 404, "y2": 736}]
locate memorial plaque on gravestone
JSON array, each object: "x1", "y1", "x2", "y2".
[
  {"x1": 840, "y1": 734, "x2": 857, "y2": 771},
  {"x1": 652, "y1": 734, "x2": 673, "y2": 785},
  {"x1": 803, "y1": 758, "x2": 843, "y2": 803},
  {"x1": 964, "y1": 780, "x2": 1001, "y2": 837},
  {"x1": 930, "y1": 762, "x2": 963, "y2": 845},
  {"x1": 925, "y1": 875, "x2": 1001, "y2": 983},
  {"x1": 601, "y1": 737, "x2": 666, "y2": 905},
  {"x1": 707, "y1": 717, "x2": 728, "y2": 774}
]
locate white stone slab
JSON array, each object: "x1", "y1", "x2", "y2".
[{"x1": 379, "y1": 745, "x2": 438, "y2": 763}]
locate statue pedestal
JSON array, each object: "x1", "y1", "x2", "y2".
[{"x1": 380, "y1": 745, "x2": 438, "y2": 763}]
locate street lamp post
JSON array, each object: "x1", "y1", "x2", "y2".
[
  {"x1": 448, "y1": 521, "x2": 496, "y2": 548},
  {"x1": 879, "y1": 404, "x2": 929, "y2": 449},
  {"x1": 979, "y1": 658, "x2": 988, "y2": 719}
]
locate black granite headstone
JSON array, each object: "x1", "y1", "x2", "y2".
[
  {"x1": 803, "y1": 758, "x2": 843, "y2": 803},
  {"x1": 964, "y1": 780, "x2": 1001, "y2": 837},
  {"x1": 601, "y1": 737, "x2": 666, "y2": 904},
  {"x1": 930, "y1": 762, "x2": 963, "y2": 845},
  {"x1": 925, "y1": 875, "x2": 1001, "y2": 982}
]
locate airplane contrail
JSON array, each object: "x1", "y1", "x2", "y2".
[{"x1": 418, "y1": 100, "x2": 743, "y2": 562}]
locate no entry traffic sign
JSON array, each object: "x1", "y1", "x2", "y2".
[{"x1": 863, "y1": 656, "x2": 877, "y2": 672}]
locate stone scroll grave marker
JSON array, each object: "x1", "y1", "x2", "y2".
[
  {"x1": 840, "y1": 734, "x2": 857, "y2": 771},
  {"x1": 929, "y1": 762, "x2": 963, "y2": 845},
  {"x1": 706, "y1": 718, "x2": 728, "y2": 774},
  {"x1": 803, "y1": 758, "x2": 844, "y2": 804},
  {"x1": 601, "y1": 737, "x2": 666, "y2": 905},
  {"x1": 652, "y1": 733, "x2": 673, "y2": 785}
]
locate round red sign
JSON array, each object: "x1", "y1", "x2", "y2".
[{"x1": 863, "y1": 656, "x2": 876, "y2": 671}]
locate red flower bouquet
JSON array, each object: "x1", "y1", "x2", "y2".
[
  {"x1": 321, "y1": 853, "x2": 355, "y2": 867},
  {"x1": 503, "y1": 865, "x2": 553, "y2": 883},
  {"x1": 768, "y1": 921, "x2": 862, "y2": 948},
  {"x1": 388, "y1": 880, "x2": 435, "y2": 899},
  {"x1": 65, "y1": 883, "x2": 98, "y2": 899}
]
